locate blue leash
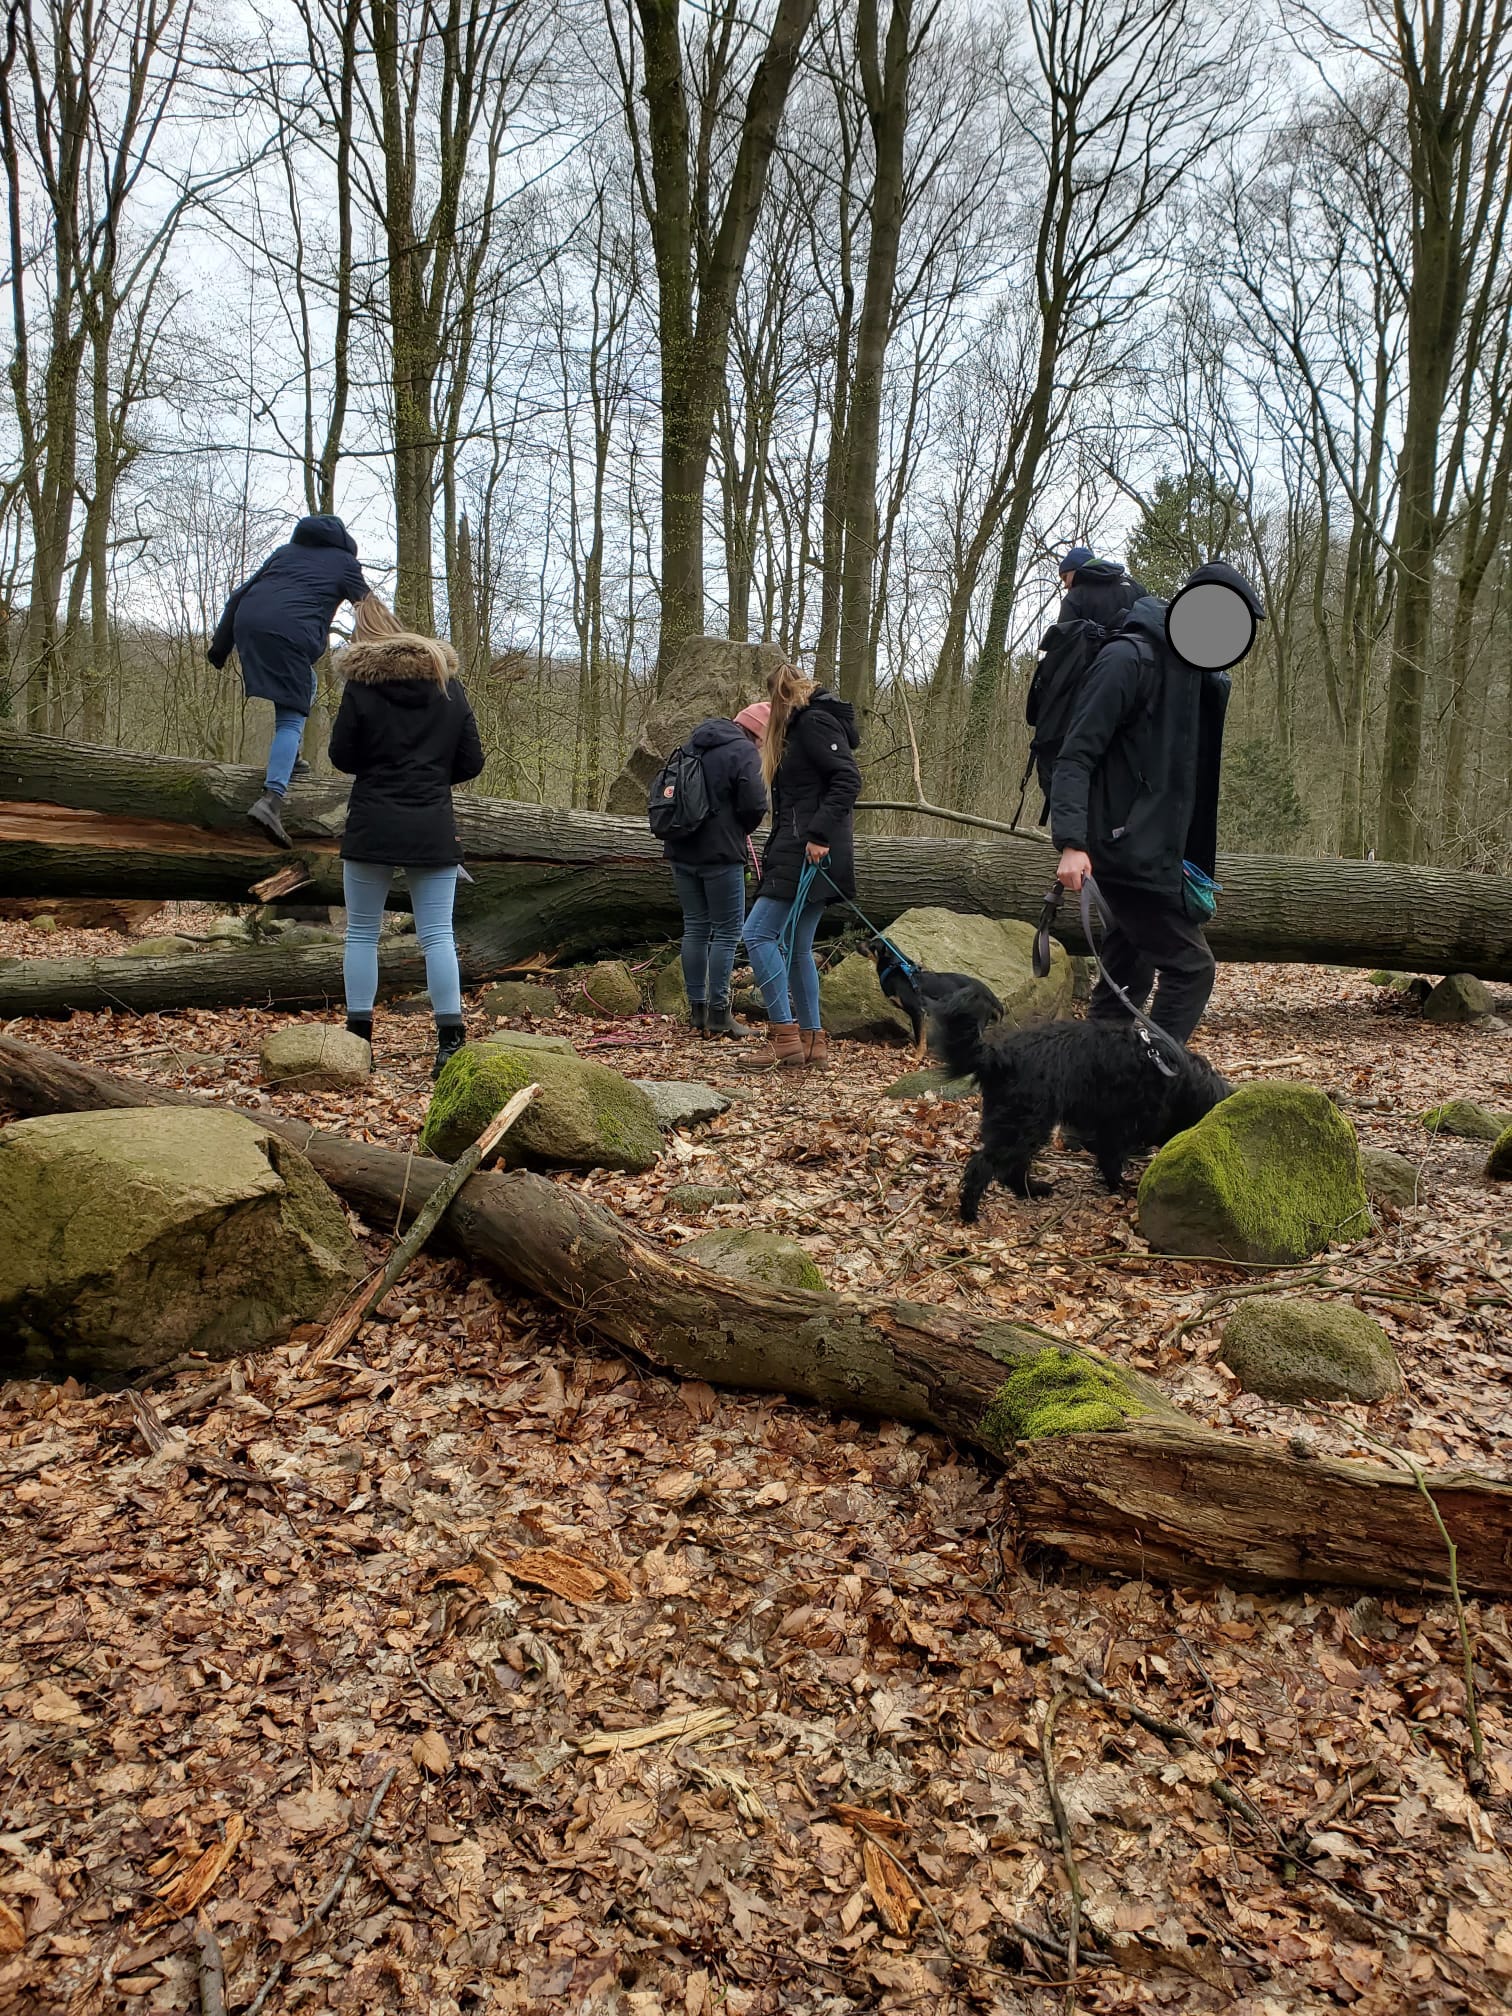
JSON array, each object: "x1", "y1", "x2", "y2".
[{"x1": 777, "y1": 858, "x2": 920, "y2": 976}]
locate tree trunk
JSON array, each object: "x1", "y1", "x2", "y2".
[
  {"x1": 3, "y1": 1030, "x2": 1511, "y2": 1599},
  {"x1": 5, "y1": 732, "x2": 1512, "y2": 987}
]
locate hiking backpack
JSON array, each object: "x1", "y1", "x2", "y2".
[
  {"x1": 1014, "y1": 610, "x2": 1144, "y2": 827},
  {"x1": 647, "y1": 742, "x2": 712, "y2": 840}
]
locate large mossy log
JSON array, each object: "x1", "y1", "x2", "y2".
[
  {"x1": 3, "y1": 1029, "x2": 1511, "y2": 1598},
  {"x1": 4, "y1": 730, "x2": 1512, "y2": 993}
]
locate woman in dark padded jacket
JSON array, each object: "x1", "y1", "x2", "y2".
[
  {"x1": 740, "y1": 662, "x2": 862, "y2": 1071},
  {"x1": 328, "y1": 597, "x2": 484, "y2": 1079},
  {"x1": 662, "y1": 703, "x2": 769, "y2": 1037}
]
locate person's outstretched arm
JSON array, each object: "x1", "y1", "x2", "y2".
[{"x1": 206, "y1": 564, "x2": 266, "y2": 668}]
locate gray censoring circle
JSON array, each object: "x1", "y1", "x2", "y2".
[{"x1": 1165, "y1": 581, "x2": 1256, "y2": 670}]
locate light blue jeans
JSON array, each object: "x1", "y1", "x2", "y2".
[
  {"x1": 743, "y1": 894, "x2": 825, "y2": 1029},
  {"x1": 342, "y1": 861, "x2": 462, "y2": 1019},
  {"x1": 266, "y1": 668, "x2": 319, "y2": 798}
]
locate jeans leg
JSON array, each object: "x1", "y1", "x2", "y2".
[
  {"x1": 341, "y1": 860, "x2": 391, "y2": 1013},
  {"x1": 672, "y1": 865, "x2": 714, "y2": 1005},
  {"x1": 265, "y1": 704, "x2": 309, "y2": 798},
  {"x1": 407, "y1": 865, "x2": 462, "y2": 1020},
  {"x1": 786, "y1": 898, "x2": 826, "y2": 1032},
  {"x1": 704, "y1": 863, "x2": 747, "y2": 1008},
  {"x1": 742, "y1": 895, "x2": 794, "y2": 1023}
]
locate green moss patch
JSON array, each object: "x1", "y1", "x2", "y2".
[
  {"x1": 1138, "y1": 1082, "x2": 1369, "y2": 1264},
  {"x1": 420, "y1": 1043, "x2": 660, "y2": 1171},
  {"x1": 979, "y1": 1348, "x2": 1144, "y2": 1449},
  {"x1": 682, "y1": 1229, "x2": 826, "y2": 1292},
  {"x1": 1421, "y1": 1099, "x2": 1511, "y2": 1142},
  {"x1": 1488, "y1": 1125, "x2": 1512, "y2": 1181}
]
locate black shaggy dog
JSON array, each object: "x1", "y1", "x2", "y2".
[
  {"x1": 866, "y1": 945, "x2": 1004, "y2": 1064},
  {"x1": 931, "y1": 1001, "x2": 1232, "y2": 1221}
]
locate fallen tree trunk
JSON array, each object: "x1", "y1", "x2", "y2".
[
  {"x1": 0, "y1": 941, "x2": 433, "y2": 1018},
  {"x1": 5, "y1": 730, "x2": 1512, "y2": 989},
  {"x1": 3, "y1": 1030, "x2": 1510, "y2": 1597}
]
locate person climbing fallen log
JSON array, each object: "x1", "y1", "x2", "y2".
[
  {"x1": 2, "y1": 1030, "x2": 1510, "y2": 1599},
  {"x1": 3, "y1": 731, "x2": 1512, "y2": 1008}
]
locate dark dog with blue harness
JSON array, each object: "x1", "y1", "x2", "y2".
[{"x1": 865, "y1": 942, "x2": 1004, "y2": 1064}]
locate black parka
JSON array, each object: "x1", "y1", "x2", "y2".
[
  {"x1": 661, "y1": 718, "x2": 768, "y2": 867},
  {"x1": 208, "y1": 515, "x2": 370, "y2": 711},
  {"x1": 754, "y1": 690, "x2": 863, "y2": 904},
  {"x1": 1049, "y1": 594, "x2": 1230, "y2": 901},
  {"x1": 328, "y1": 638, "x2": 484, "y2": 866}
]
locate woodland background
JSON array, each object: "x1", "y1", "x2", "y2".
[{"x1": 3, "y1": 0, "x2": 1511, "y2": 865}]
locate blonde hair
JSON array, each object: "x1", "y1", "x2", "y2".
[
  {"x1": 352, "y1": 594, "x2": 454, "y2": 685},
  {"x1": 760, "y1": 661, "x2": 816, "y2": 787}
]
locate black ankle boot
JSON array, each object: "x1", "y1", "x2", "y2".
[
  {"x1": 688, "y1": 1001, "x2": 706, "y2": 1034},
  {"x1": 432, "y1": 1022, "x2": 466, "y2": 1081},
  {"x1": 346, "y1": 1013, "x2": 373, "y2": 1043},
  {"x1": 703, "y1": 1002, "x2": 750, "y2": 1038}
]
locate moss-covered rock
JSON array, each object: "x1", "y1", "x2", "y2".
[
  {"x1": 978, "y1": 1346, "x2": 1145, "y2": 1447},
  {"x1": 122, "y1": 934, "x2": 197, "y2": 958},
  {"x1": 1421, "y1": 1099, "x2": 1511, "y2": 1141},
  {"x1": 1360, "y1": 1147, "x2": 1422, "y2": 1209},
  {"x1": 1488, "y1": 1126, "x2": 1512, "y2": 1181},
  {"x1": 420, "y1": 1042, "x2": 660, "y2": 1171},
  {"x1": 1422, "y1": 972, "x2": 1494, "y2": 1023},
  {"x1": 480, "y1": 981, "x2": 558, "y2": 1019},
  {"x1": 881, "y1": 1068, "x2": 977, "y2": 1099},
  {"x1": 567, "y1": 960, "x2": 642, "y2": 1018},
  {"x1": 259, "y1": 1023, "x2": 371, "y2": 1091},
  {"x1": 652, "y1": 962, "x2": 690, "y2": 1016},
  {"x1": 480, "y1": 1029, "x2": 576, "y2": 1056},
  {"x1": 666, "y1": 1183, "x2": 740, "y2": 1212},
  {"x1": 1219, "y1": 1296, "x2": 1401, "y2": 1403},
  {"x1": 1137, "y1": 1082, "x2": 1370, "y2": 1263},
  {"x1": 682, "y1": 1228, "x2": 825, "y2": 1291},
  {"x1": 0, "y1": 1107, "x2": 363, "y2": 1384},
  {"x1": 32, "y1": 914, "x2": 58, "y2": 935},
  {"x1": 882, "y1": 908, "x2": 1075, "y2": 1030}
]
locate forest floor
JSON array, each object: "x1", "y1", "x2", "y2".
[{"x1": 3, "y1": 908, "x2": 1512, "y2": 2016}]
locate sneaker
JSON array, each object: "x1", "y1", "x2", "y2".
[{"x1": 248, "y1": 792, "x2": 292, "y2": 848}]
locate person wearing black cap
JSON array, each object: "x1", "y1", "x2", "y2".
[
  {"x1": 1048, "y1": 559, "x2": 1265, "y2": 1044},
  {"x1": 1057, "y1": 545, "x2": 1143, "y2": 629}
]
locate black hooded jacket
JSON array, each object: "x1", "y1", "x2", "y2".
[
  {"x1": 328, "y1": 637, "x2": 484, "y2": 866},
  {"x1": 208, "y1": 516, "x2": 370, "y2": 708},
  {"x1": 755, "y1": 690, "x2": 863, "y2": 904},
  {"x1": 1048, "y1": 593, "x2": 1230, "y2": 900},
  {"x1": 662, "y1": 717, "x2": 768, "y2": 868},
  {"x1": 1057, "y1": 558, "x2": 1143, "y2": 630}
]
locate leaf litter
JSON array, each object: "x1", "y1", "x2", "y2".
[{"x1": 2, "y1": 914, "x2": 1511, "y2": 2011}]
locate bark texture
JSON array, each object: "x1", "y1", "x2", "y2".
[
  {"x1": 2, "y1": 1030, "x2": 1511, "y2": 1599},
  {"x1": 5, "y1": 733, "x2": 1512, "y2": 993}
]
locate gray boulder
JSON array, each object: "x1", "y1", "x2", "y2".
[
  {"x1": 631, "y1": 1080, "x2": 731, "y2": 1128},
  {"x1": 259, "y1": 1024, "x2": 372, "y2": 1091},
  {"x1": 1360, "y1": 1147, "x2": 1422, "y2": 1209},
  {"x1": 567, "y1": 960, "x2": 642, "y2": 1017},
  {"x1": 0, "y1": 1108, "x2": 363, "y2": 1384},
  {"x1": 1422, "y1": 973, "x2": 1494, "y2": 1024},
  {"x1": 421, "y1": 1042, "x2": 660, "y2": 1171},
  {"x1": 819, "y1": 954, "x2": 910, "y2": 1040},
  {"x1": 666, "y1": 1183, "x2": 740, "y2": 1212},
  {"x1": 604, "y1": 636, "x2": 784, "y2": 815},
  {"x1": 683, "y1": 1228, "x2": 825, "y2": 1292},
  {"x1": 1138, "y1": 1082, "x2": 1370, "y2": 1264},
  {"x1": 882, "y1": 908, "x2": 1075, "y2": 1030},
  {"x1": 481, "y1": 980, "x2": 558, "y2": 1020},
  {"x1": 204, "y1": 915, "x2": 252, "y2": 944},
  {"x1": 653, "y1": 962, "x2": 691, "y2": 1016},
  {"x1": 1220, "y1": 1297, "x2": 1401, "y2": 1404},
  {"x1": 122, "y1": 934, "x2": 197, "y2": 959}
]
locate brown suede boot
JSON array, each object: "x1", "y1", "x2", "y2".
[
  {"x1": 741, "y1": 1021, "x2": 805, "y2": 1070},
  {"x1": 801, "y1": 1029, "x2": 832, "y2": 1070}
]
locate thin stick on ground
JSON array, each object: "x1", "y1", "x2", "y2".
[
  {"x1": 1038, "y1": 1692, "x2": 1083, "y2": 2015},
  {"x1": 311, "y1": 1086, "x2": 538, "y2": 1366},
  {"x1": 244, "y1": 1767, "x2": 397, "y2": 2016},
  {"x1": 194, "y1": 1910, "x2": 226, "y2": 2016}
]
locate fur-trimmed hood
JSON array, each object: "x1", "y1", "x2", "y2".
[{"x1": 336, "y1": 636, "x2": 458, "y2": 689}]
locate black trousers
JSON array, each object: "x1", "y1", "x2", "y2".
[{"x1": 1085, "y1": 881, "x2": 1216, "y2": 1045}]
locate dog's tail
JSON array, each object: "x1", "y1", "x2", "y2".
[{"x1": 929, "y1": 993, "x2": 994, "y2": 1083}]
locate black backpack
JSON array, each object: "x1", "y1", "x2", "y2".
[
  {"x1": 1013, "y1": 613, "x2": 1141, "y2": 827},
  {"x1": 647, "y1": 742, "x2": 712, "y2": 840}
]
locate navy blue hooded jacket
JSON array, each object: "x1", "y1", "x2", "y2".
[
  {"x1": 1049, "y1": 592, "x2": 1230, "y2": 900},
  {"x1": 661, "y1": 717, "x2": 768, "y2": 868},
  {"x1": 208, "y1": 515, "x2": 370, "y2": 712},
  {"x1": 1056, "y1": 557, "x2": 1143, "y2": 629}
]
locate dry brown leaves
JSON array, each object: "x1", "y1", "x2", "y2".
[{"x1": 3, "y1": 922, "x2": 1512, "y2": 2012}]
